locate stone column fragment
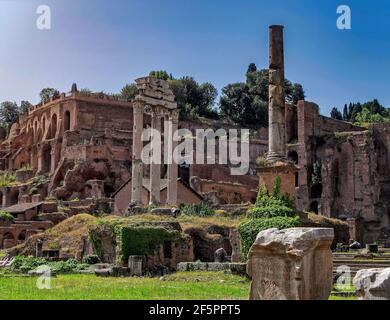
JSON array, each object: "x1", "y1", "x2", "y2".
[
  {"x1": 131, "y1": 102, "x2": 144, "y2": 204},
  {"x1": 247, "y1": 227, "x2": 334, "y2": 300},
  {"x1": 267, "y1": 25, "x2": 287, "y2": 162},
  {"x1": 167, "y1": 110, "x2": 179, "y2": 205},
  {"x1": 149, "y1": 108, "x2": 162, "y2": 205}
]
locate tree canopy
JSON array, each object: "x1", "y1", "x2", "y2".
[
  {"x1": 332, "y1": 99, "x2": 390, "y2": 124},
  {"x1": 119, "y1": 71, "x2": 218, "y2": 120},
  {"x1": 330, "y1": 107, "x2": 343, "y2": 120},
  {"x1": 39, "y1": 88, "x2": 60, "y2": 104},
  {"x1": 219, "y1": 64, "x2": 305, "y2": 127},
  {"x1": 0, "y1": 101, "x2": 19, "y2": 130}
]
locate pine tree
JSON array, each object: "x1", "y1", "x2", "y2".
[{"x1": 343, "y1": 104, "x2": 349, "y2": 121}]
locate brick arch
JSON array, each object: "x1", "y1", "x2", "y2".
[
  {"x1": 17, "y1": 230, "x2": 27, "y2": 242},
  {"x1": 9, "y1": 188, "x2": 20, "y2": 206}
]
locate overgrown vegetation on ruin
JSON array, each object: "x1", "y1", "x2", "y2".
[
  {"x1": 0, "y1": 173, "x2": 16, "y2": 187},
  {"x1": 88, "y1": 216, "x2": 183, "y2": 263},
  {"x1": 8, "y1": 256, "x2": 88, "y2": 274},
  {"x1": 238, "y1": 216, "x2": 301, "y2": 257},
  {"x1": 119, "y1": 226, "x2": 180, "y2": 262},
  {"x1": 0, "y1": 211, "x2": 14, "y2": 223},
  {"x1": 180, "y1": 203, "x2": 214, "y2": 217},
  {"x1": 238, "y1": 177, "x2": 301, "y2": 258}
]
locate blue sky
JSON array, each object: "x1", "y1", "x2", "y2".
[{"x1": 0, "y1": 0, "x2": 389, "y2": 116}]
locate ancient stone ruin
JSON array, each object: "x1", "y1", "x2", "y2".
[
  {"x1": 0, "y1": 24, "x2": 390, "y2": 298},
  {"x1": 354, "y1": 268, "x2": 390, "y2": 300},
  {"x1": 247, "y1": 228, "x2": 334, "y2": 300}
]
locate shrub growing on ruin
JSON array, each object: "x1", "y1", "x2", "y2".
[
  {"x1": 83, "y1": 254, "x2": 101, "y2": 265},
  {"x1": 0, "y1": 211, "x2": 14, "y2": 223},
  {"x1": 119, "y1": 226, "x2": 180, "y2": 263},
  {"x1": 180, "y1": 204, "x2": 214, "y2": 217},
  {"x1": 246, "y1": 205, "x2": 294, "y2": 219},
  {"x1": 238, "y1": 216, "x2": 301, "y2": 258},
  {"x1": 255, "y1": 178, "x2": 294, "y2": 209},
  {"x1": 0, "y1": 174, "x2": 16, "y2": 187},
  {"x1": 9, "y1": 256, "x2": 88, "y2": 274},
  {"x1": 239, "y1": 177, "x2": 300, "y2": 258},
  {"x1": 89, "y1": 218, "x2": 184, "y2": 263}
]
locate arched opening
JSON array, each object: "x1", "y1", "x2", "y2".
[
  {"x1": 310, "y1": 183, "x2": 323, "y2": 199},
  {"x1": 36, "y1": 128, "x2": 43, "y2": 142},
  {"x1": 33, "y1": 121, "x2": 38, "y2": 143},
  {"x1": 104, "y1": 184, "x2": 115, "y2": 198},
  {"x1": 0, "y1": 191, "x2": 3, "y2": 208},
  {"x1": 42, "y1": 117, "x2": 46, "y2": 135},
  {"x1": 179, "y1": 161, "x2": 190, "y2": 185},
  {"x1": 64, "y1": 111, "x2": 71, "y2": 132},
  {"x1": 288, "y1": 150, "x2": 299, "y2": 164},
  {"x1": 48, "y1": 114, "x2": 57, "y2": 139},
  {"x1": 42, "y1": 144, "x2": 52, "y2": 173},
  {"x1": 18, "y1": 231, "x2": 26, "y2": 243},
  {"x1": 309, "y1": 201, "x2": 319, "y2": 214},
  {"x1": 10, "y1": 189, "x2": 19, "y2": 206}
]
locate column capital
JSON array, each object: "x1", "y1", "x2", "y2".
[
  {"x1": 133, "y1": 102, "x2": 144, "y2": 113},
  {"x1": 169, "y1": 109, "x2": 180, "y2": 122}
]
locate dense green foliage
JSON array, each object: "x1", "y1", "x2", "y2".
[
  {"x1": 238, "y1": 216, "x2": 301, "y2": 258},
  {"x1": 119, "y1": 226, "x2": 180, "y2": 262},
  {"x1": 39, "y1": 88, "x2": 60, "y2": 104},
  {"x1": 180, "y1": 203, "x2": 215, "y2": 217},
  {"x1": 332, "y1": 99, "x2": 390, "y2": 124},
  {"x1": 0, "y1": 101, "x2": 19, "y2": 130},
  {"x1": 82, "y1": 255, "x2": 101, "y2": 265},
  {"x1": 89, "y1": 218, "x2": 183, "y2": 263},
  {"x1": 246, "y1": 205, "x2": 294, "y2": 219},
  {"x1": 219, "y1": 64, "x2": 305, "y2": 127},
  {"x1": 169, "y1": 77, "x2": 219, "y2": 120},
  {"x1": 255, "y1": 177, "x2": 294, "y2": 209},
  {"x1": 119, "y1": 83, "x2": 138, "y2": 101},
  {"x1": 19, "y1": 100, "x2": 33, "y2": 113},
  {"x1": 239, "y1": 177, "x2": 300, "y2": 258},
  {"x1": 355, "y1": 106, "x2": 390, "y2": 124},
  {"x1": 0, "y1": 174, "x2": 16, "y2": 187},
  {"x1": 9, "y1": 256, "x2": 87, "y2": 274},
  {"x1": 330, "y1": 107, "x2": 343, "y2": 120},
  {"x1": 120, "y1": 71, "x2": 218, "y2": 120},
  {"x1": 0, "y1": 211, "x2": 14, "y2": 223}
]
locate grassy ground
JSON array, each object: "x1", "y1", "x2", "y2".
[
  {"x1": 0, "y1": 271, "x2": 250, "y2": 300},
  {"x1": 0, "y1": 271, "x2": 356, "y2": 300}
]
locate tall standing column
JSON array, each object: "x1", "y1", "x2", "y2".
[
  {"x1": 167, "y1": 110, "x2": 179, "y2": 205},
  {"x1": 149, "y1": 108, "x2": 162, "y2": 205},
  {"x1": 267, "y1": 25, "x2": 286, "y2": 163},
  {"x1": 131, "y1": 103, "x2": 144, "y2": 204}
]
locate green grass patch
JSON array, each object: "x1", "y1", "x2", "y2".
[
  {"x1": 0, "y1": 272, "x2": 250, "y2": 300},
  {"x1": 0, "y1": 271, "x2": 358, "y2": 300}
]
